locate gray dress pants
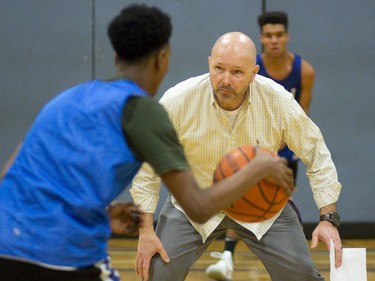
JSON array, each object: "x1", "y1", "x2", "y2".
[{"x1": 148, "y1": 195, "x2": 324, "y2": 281}]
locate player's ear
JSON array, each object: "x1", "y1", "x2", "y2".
[
  {"x1": 259, "y1": 33, "x2": 265, "y2": 45},
  {"x1": 114, "y1": 53, "x2": 120, "y2": 66},
  {"x1": 155, "y1": 44, "x2": 170, "y2": 71}
]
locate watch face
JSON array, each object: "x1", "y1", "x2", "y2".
[
  {"x1": 320, "y1": 212, "x2": 341, "y2": 227},
  {"x1": 332, "y1": 212, "x2": 341, "y2": 227}
]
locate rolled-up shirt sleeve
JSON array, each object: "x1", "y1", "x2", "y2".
[{"x1": 130, "y1": 162, "x2": 161, "y2": 213}]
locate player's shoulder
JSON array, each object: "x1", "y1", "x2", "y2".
[
  {"x1": 294, "y1": 52, "x2": 315, "y2": 78},
  {"x1": 254, "y1": 74, "x2": 287, "y2": 93},
  {"x1": 301, "y1": 59, "x2": 315, "y2": 76},
  {"x1": 253, "y1": 74, "x2": 294, "y2": 101},
  {"x1": 125, "y1": 96, "x2": 167, "y2": 121}
]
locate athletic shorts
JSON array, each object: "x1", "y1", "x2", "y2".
[{"x1": 0, "y1": 255, "x2": 121, "y2": 281}]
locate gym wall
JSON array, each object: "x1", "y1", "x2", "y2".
[{"x1": 1, "y1": 0, "x2": 374, "y2": 233}]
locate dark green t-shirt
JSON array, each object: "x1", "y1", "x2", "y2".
[{"x1": 122, "y1": 96, "x2": 189, "y2": 175}]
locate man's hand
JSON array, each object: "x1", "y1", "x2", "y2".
[
  {"x1": 108, "y1": 202, "x2": 145, "y2": 235},
  {"x1": 310, "y1": 221, "x2": 343, "y2": 268},
  {"x1": 136, "y1": 229, "x2": 170, "y2": 281}
]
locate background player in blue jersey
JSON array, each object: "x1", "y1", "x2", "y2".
[
  {"x1": 206, "y1": 11, "x2": 315, "y2": 281},
  {"x1": 257, "y1": 11, "x2": 315, "y2": 177}
]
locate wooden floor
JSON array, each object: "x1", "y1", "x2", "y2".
[{"x1": 108, "y1": 238, "x2": 375, "y2": 280}]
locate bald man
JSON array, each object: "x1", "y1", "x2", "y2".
[{"x1": 131, "y1": 32, "x2": 343, "y2": 281}]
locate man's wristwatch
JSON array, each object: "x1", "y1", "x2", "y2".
[{"x1": 320, "y1": 212, "x2": 341, "y2": 227}]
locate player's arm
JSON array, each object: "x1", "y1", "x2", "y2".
[{"x1": 299, "y1": 59, "x2": 315, "y2": 114}]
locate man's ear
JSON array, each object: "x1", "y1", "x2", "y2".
[{"x1": 254, "y1": 64, "x2": 260, "y2": 74}]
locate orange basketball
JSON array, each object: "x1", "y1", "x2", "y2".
[{"x1": 214, "y1": 145, "x2": 289, "y2": 222}]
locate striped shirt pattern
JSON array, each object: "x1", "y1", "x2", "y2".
[{"x1": 131, "y1": 73, "x2": 341, "y2": 241}]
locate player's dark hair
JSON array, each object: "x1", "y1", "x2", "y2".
[
  {"x1": 257, "y1": 11, "x2": 288, "y2": 32},
  {"x1": 108, "y1": 4, "x2": 172, "y2": 62}
]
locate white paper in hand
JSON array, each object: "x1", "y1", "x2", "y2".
[{"x1": 330, "y1": 239, "x2": 367, "y2": 281}]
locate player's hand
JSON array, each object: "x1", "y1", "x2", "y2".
[
  {"x1": 108, "y1": 202, "x2": 145, "y2": 235},
  {"x1": 136, "y1": 230, "x2": 170, "y2": 281},
  {"x1": 254, "y1": 146, "x2": 295, "y2": 195},
  {"x1": 310, "y1": 221, "x2": 343, "y2": 268}
]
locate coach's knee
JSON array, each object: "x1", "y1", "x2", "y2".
[{"x1": 148, "y1": 255, "x2": 188, "y2": 281}]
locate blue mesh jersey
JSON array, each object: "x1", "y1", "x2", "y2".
[
  {"x1": 256, "y1": 54, "x2": 302, "y2": 162},
  {"x1": 0, "y1": 79, "x2": 147, "y2": 268}
]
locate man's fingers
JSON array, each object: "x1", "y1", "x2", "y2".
[
  {"x1": 333, "y1": 240, "x2": 343, "y2": 268},
  {"x1": 142, "y1": 259, "x2": 151, "y2": 281},
  {"x1": 335, "y1": 246, "x2": 343, "y2": 267},
  {"x1": 135, "y1": 255, "x2": 141, "y2": 275},
  {"x1": 159, "y1": 247, "x2": 170, "y2": 263}
]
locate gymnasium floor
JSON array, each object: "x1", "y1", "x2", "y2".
[{"x1": 109, "y1": 238, "x2": 375, "y2": 280}]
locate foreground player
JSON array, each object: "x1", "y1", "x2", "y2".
[
  {"x1": 131, "y1": 32, "x2": 342, "y2": 281},
  {"x1": 206, "y1": 11, "x2": 316, "y2": 280},
  {"x1": 0, "y1": 4, "x2": 293, "y2": 281}
]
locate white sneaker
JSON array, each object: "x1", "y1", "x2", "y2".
[{"x1": 205, "y1": 250, "x2": 233, "y2": 281}]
